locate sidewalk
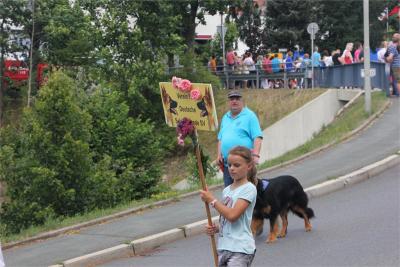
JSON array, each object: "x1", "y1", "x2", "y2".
[{"x1": 3, "y1": 98, "x2": 400, "y2": 267}]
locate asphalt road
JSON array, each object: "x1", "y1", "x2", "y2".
[
  {"x1": 101, "y1": 164, "x2": 400, "y2": 267},
  {"x1": 3, "y1": 99, "x2": 400, "y2": 267}
]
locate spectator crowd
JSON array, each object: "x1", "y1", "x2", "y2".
[{"x1": 208, "y1": 35, "x2": 400, "y2": 97}]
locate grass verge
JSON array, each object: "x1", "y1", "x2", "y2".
[{"x1": 258, "y1": 91, "x2": 388, "y2": 169}]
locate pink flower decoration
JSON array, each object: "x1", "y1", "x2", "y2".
[
  {"x1": 176, "y1": 117, "x2": 197, "y2": 146},
  {"x1": 172, "y1": 76, "x2": 182, "y2": 89},
  {"x1": 178, "y1": 79, "x2": 192, "y2": 92},
  {"x1": 177, "y1": 134, "x2": 185, "y2": 146},
  {"x1": 190, "y1": 88, "x2": 202, "y2": 100}
]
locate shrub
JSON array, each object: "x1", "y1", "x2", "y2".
[
  {"x1": 0, "y1": 72, "x2": 93, "y2": 233},
  {"x1": 86, "y1": 87, "x2": 164, "y2": 205},
  {"x1": 0, "y1": 73, "x2": 167, "y2": 234}
]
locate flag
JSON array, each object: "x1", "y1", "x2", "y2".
[
  {"x1": 388, "y1": 5, "x2": 399, "y2": 18},
  {"x1": 378, "y1": 7, "x2": 388, "y2": 21}
]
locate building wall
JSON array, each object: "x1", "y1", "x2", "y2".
[{"x1": 259, "y1": 89, "x2": 362, "y2": 162}]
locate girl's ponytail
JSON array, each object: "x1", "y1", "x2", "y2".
[{"x1": 247, "y1": 161, "x2": 257, "y2": 185}]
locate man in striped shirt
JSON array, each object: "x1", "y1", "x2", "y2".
[{"x1": 385, "y1": 33, "x2": 400, "y2": 97}]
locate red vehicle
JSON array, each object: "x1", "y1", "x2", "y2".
[
  {"x1": 3, "y1": 59, "x2": 48, "y2": 89},
  {"x1": 4, "y1": 60, "x2": 29, "y2": 85},
  {"x1": 36, "y1": 63, "x2": 49, "y2": 86}
]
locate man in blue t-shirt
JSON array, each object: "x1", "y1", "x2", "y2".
[
  {"x1": 217, "y1": 91, "x2": 263, "y2": 186},
  {"x1": 312, "y1": 47, "x2": 321, "y2": 67},
  {"x1": 385, "y1": 33, "x2": 400, "y2": 97},
  {"x1": 285, "y1": 51, "x2": 294, "y2": 72},
  {"x1": 271, "y1": 54, "x2": 281, "y2": 73}
]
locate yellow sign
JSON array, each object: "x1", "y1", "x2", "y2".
[{"x1": 159, "y1": 82, "x2": 218, "y2": 131}]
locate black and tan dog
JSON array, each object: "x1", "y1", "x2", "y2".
[{"x1": 251, "y1": 175, "x2": 315, "y2": 243}]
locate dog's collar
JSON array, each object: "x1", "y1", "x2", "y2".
[
  {"x1": 256, "y1": 178, "x2": 269, "y2": 191},
  {"x1": 261, "y1": 179, "x2": 269, "y2": 191}
]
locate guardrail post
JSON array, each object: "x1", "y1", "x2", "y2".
[
  {"x1": 256, "y1": 69, "x2": 260, "y2": 89},
  {"x1": 284, "y1": 71, "x2": 288, "y2": 89},
  {"x1": 225, "y1": 66, "x2": 229, "y2": 89},
  {"x1": 304, "y1": 70, "x2": 308, "y2": 89}
]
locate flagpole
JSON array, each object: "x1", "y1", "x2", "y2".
[
  {"x1": 386, "y1": 7, "x2": 389, "y2": 37},
  {"x1": 397, "y1": 0, "x2": 400, "y2": 32}
]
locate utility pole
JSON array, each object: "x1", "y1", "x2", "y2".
[
  {"x1": 27, "y1": 0, "x2": 35, "y2": 107},
  {"x1": 220, "y1": 11, "x2": 225, "y2": 68},
  {"x1": 363, "y1": 0, "x2": 371, "y2": 114}
]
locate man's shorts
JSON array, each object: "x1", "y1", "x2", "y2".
[{"x1": 392, "y1": 67, "x2": 400, "y2": 81}]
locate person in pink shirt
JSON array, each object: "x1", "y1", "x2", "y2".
[
  {"x1": 226, "y1": 48, "x2": 236, "y2": 68},
  {"x1": 354, "y1": 42, "x2": 363, "y2": 63},
  {"x1": 340, "y1": 42, "x2": 354, "y2": 64},
  {"x1": 226, "y1": 48, "x2": 236, "y2": 89},
  {"x1": 262, "y1": 54, "x2": 272, "y2": 74}
]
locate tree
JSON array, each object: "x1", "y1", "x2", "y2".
[
  {"x1": 241, "y1": 0, "x2": 391, "y2": 54},
  {"x1": 167, "y1": 0, "x2": 233, "y2": 52},
  {"x1": 230, "y1": 0, "x2": 264, "y2": 54},
  {"x1": 260, "y1": 0, "x2": 316, "y2": 52},
  {"x1": 37, "y1": 0, "x2": 95, "y2": 66},
  {"x1": 78, "y1": 0, "x2": 235, "y2": 121},
  {"x1": 78, "y1": 0, "x2": 182, "y2": 121},
  {"x1": 314, "y1": 0, "x2": 390, "y2": 52}
]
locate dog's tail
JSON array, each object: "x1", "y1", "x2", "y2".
[
  {"x1": 292, "y1": 207, "x2": 315, "y2": 220},
  {"x1": 305, "y1": 208, "x2": 315, "y2": 219}
]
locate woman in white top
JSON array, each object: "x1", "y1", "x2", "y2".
[
  {"x1": 243, "y1": 52, "x2": 256, "y2": 88},
  {"x1": 322, "y1": 50, "x2": 333, "y2": 67},
  {"x1": 377, "y1": 41, "x2": 388, "y2": 63}
]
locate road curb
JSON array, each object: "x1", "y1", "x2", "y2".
[
  {"x1": 131, "y1": 228, "x2": 185, "y2": 255},
  {"x1": 306, "y1": 152, "x2": 400, "y2": 199},
  {"x1": 180, "y1": 217, "x2": 219, "y2": 238},
  {"x1": 57, "y1": 152, "x2": 400, "y2": 267},
  {"x1": 62, "y1": 244, "x2": 134, "y2": 267}
]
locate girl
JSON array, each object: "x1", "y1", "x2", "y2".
[{"x1": 200, "y1": 146, "x2": 257, "y2": 267}]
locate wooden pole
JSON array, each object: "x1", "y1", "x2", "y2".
[
  {"x1": 194, "y1": 130, "x2": 218, "y2": 267},
  {"x1": 27, "y1": 0, "x2": 35, "y2": 107}
]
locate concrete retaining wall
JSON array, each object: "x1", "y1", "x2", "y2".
[{"x1": 259, "y1": 89, "x2": 361, "y2": 162}]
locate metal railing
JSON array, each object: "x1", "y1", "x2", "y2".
[
  {"x1": 166, "y1": 62, "x2": 388, "y2": 90},
  {"x1": 313, "y1": 62, "x2": 388, "y2": 89}
]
